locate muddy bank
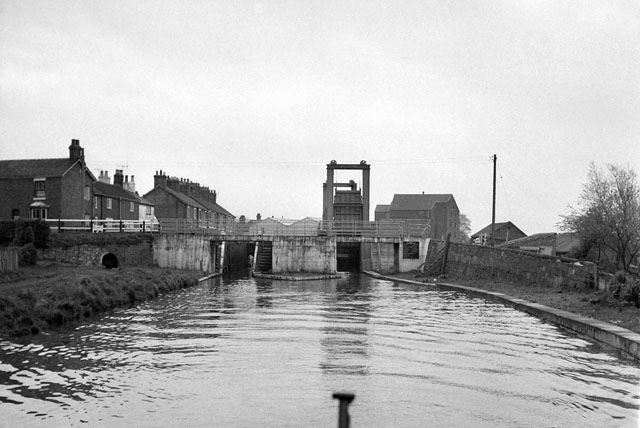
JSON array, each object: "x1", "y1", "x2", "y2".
[{"x1": 0, "y1": 263, "x2": 203, "y2": 337}]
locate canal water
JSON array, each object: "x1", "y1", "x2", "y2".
[{"x1": 1, "y1": 273, "x2": 639, "y2": 427}]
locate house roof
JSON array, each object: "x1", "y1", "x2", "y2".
[
  {"x1": 0, "y1": 158, "x2": 96, "y2": 180},
  {"x1": 189, "y1": 194, "x2": 234, "y2": 217},
  {"x1": 390, "y1": 194, "x2": 455, "y2": 211},
  {"x1": 94, "y1": 181, "x2": 140, "y2": 202},
  {"x1": 164, "y1": 187, "x2": 208, "y2": 210},
  {"x1": 471, "y1": 221, "x2": 526, "y2": 239},
  {"x1": 290, "y1": 217, "x2": 320, "y2": 226},
  {"x1": 375, "y1": 204, "x2": 391, "y2": 213},
  {"x1": 143, "y1": 186, "x2": 212, "y2": 212}
]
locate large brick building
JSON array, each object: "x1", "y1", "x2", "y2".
[
  {"x1": 0, "y1": 139, "x2": 96, "y2": 220},
  {"x1": 375, "y1": 193, "x2": 461, "y2": 242}
]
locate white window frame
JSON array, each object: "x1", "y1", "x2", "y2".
[
  {"x1": 106, "y1": 198, "x2": 113, "y2": 210},
  {"x1": 34, "y1": 178, "x2": 46, "y2": 199}
]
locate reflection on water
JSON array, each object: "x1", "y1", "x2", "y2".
[
  {"x1": 0, "y1": 272, "x2": 639, "y2": 427},
  {"x1": 321, "y1": 280, "x2": 373, "y2": 376}
]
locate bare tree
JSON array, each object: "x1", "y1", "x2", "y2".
[
  {"x1": 459, "y1": 213, "x2": 472, "y2": 243},
  {"x1": 561, "y1": 163, "x2": 640, "y2": 272}
]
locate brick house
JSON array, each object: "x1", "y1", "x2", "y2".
[
  {"x1": 93, "y1": 169, "x2": 155, "y2": 224},
  {"x1": 375, "y1": 193, "x2": 461, "y2": 242},
  {"x1": 143, "y1": 171, "x2": 234, "y2": 231},
  {"x1": 0, "y1": 139, "x2": 96, "y2": 220}
]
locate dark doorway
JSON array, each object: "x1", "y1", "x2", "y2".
[{"x1": 337, "y1": 242, "x2": 360, "y2": 272}]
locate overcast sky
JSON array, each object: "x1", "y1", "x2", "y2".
[{"x1": 1, "y1": 0, "x2": 639, "y2": 234}]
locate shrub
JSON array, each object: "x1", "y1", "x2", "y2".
[
  {"x1": 0, "y1": 221, "x2": 15, "y2": 246},
  {"x1": 18, "y1": 244, "x2": 38, "y2": 266},
  {"x1": 614, "y1": 270, "x2": 627, "y2": 284},
  {"x1": 622, "y1": 278, "x2": 640, "y2": 308},
  {"x1": 12, "y1": 220, "x2": 50, "y2": 249}
]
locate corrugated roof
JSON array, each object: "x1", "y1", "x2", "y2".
[
  {"x1": 497, "y1": 232, "x2": 581, "y2": 255},
  {"x1": 0, "y1": 158, "x2": 76, "y2": 179},
  {"x1": 390, "y1": 194, "x2": 453, "y2": 211},
  {"x1": 498, "y1": 232, "x2": 556, "y2": 248}
]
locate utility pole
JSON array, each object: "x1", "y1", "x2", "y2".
[{"x1": 491, "y1": 154, "x2": 497, "y2": 246}]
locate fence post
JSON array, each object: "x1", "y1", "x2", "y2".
[
  {"x1": 440, "y1": 233, "x2": 451, "y2": 277},
  {"x1": 119, "y1": 220, "x2": 123, "y2": 232}
]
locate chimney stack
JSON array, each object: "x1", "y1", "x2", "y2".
[
  {"x1": 98, "y1": 170, "x2": 111, "y2": 184},
  {"x1": 69, "y1": 139, "x2": 84, "y2": 162},
  {"x1": 114, "y1": 169, "x2": 124, "y2": 187},
  {"x1": 127, "y1": 175, "x2": 136, "y2": 193},
  {"x1": 154, "y1": 170, "x2": 167, "y2": 188}
]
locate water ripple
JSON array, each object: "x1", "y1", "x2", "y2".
[{"x1": 1, "y1": 273, "x2": 638, "y2": 427}]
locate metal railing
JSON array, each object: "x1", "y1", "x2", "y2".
[
  {"x1": 42, "y1": 218, "x2": 428, "y2": 238},
  {"x1": 239, "y1": 219, "x2": 430, "y2": 238},
  {"x1": 157, "y1": 218, "x2": 234, "y2": 235},
  {"x1": 317, "y1": 220, "x2": 429, "y2": 238},
  {"x1": 45, "y1": 219, "x2": 159, "y2": 233}
]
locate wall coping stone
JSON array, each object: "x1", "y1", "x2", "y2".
[{"x1": 252, "y1": 272, "x2": 345, "y2": 281}]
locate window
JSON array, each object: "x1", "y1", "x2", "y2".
[
  {"x1": 130, "y1": 201, "x2": 135, "y2": 212},
  {"x1": 30, "y1": 207, "x2": 48, "y2": 219},
  {"x1": 94, "y1": 196, "x2": 98, "y2": 210},
  {"x1": 106, "y1": 198, "x2": 112, "y2": 210},
  {"x1": 403, "y1": 241, "x2": 420, "y2": 259},
  {"x1": 34, "y1": 179, "x2": 46, "y2": 198},
  {"x1": 145, "y1": 205, "x2": 152, "y2": 215},
  {"x1": 84, "y1": 185, "x2": 90, "y2": 201}
]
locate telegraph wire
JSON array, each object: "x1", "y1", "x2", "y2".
[{"x1": 89, "y1": 155, "x2": 489, "y2": 169}]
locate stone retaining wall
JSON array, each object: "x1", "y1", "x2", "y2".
[
  {"x1": 39, "y1": 242, "x2": 153, "y2": 267},
  {"x1": 445, "y1": 242, "x2": 595, "y2": 289}
]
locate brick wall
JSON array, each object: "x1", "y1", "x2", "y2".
[
  {"x1": 61, "y1": 166, "x2": 93, "y2": 219},
  {"x1": 444, "y1": 242, "x2": 595, "y2": 289},
  {"x1": 0, "y1": 178, "x2": 34, "y2": 219}
]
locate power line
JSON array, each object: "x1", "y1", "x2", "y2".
[{"x1": 89, "y1": 155, "x2": 489, "y2": 169}]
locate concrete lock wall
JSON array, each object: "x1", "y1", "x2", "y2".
[
  {"x1": 445, "y1": 242, "x2": 595, "y2": 289},
  {"x1": 368, "y1": 238, "x2": 430, "y2": 274},
  {"x1": 272, "y1": 236, "x2": 336, "y2": 274},
  {"x1": 399, "y1": 238, "x2": 431, "y2": 273},
  {"x1": 153, "y1": 234, "x2": 213, "y2": 273}
]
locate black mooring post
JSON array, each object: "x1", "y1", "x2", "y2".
[{"x1": 333, "y1": 392, "x2": 355, "y2": 428}]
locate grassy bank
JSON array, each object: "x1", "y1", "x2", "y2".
[
  {"x1": 0, "y1": 262, "x2": 203, "y2": 337},
  {"x1": 389, "y1": 272, "x2": 640, "y2": 335}
]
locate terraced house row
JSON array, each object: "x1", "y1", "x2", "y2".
[{"x1": 0, "y1": 139, "x2": 234, "y2": 230}]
